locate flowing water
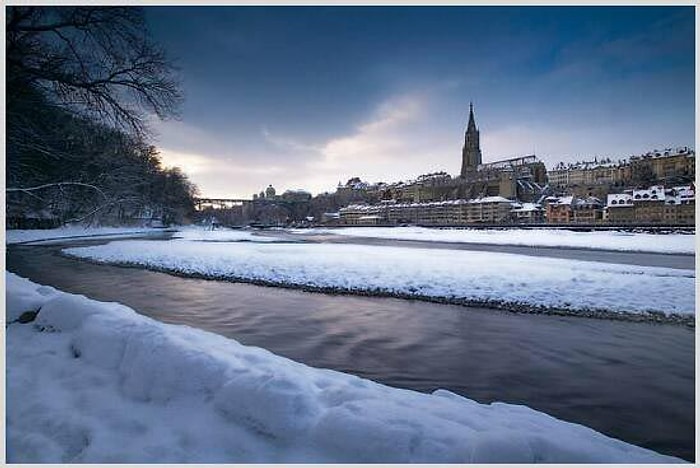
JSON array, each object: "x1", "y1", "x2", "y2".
[{"x1": 6, "y1": 237, "x2": 695, "y2": 461}]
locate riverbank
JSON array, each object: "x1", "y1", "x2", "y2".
[
  {"x1": 55, "y1": 254, "x2": 696, "y2": 327},
  {"x1": 7, "y1": 239, "x2": 695, "y2": 461},
  {"x1": 289, "y1": 226, "x2": 695, "y2": 254},
  {"x1": 6, "y1": 226, "x2": 174, "y2": 245},
  {"x1": 63, "y1": 237, "x2": 695, "y2": 320},
  {"x1": 6, "y1": 272, "x2": 684, "y2": 463}
]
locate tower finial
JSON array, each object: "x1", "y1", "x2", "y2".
[{"x1": 467, "y1": 101, "x2": 476, "y2": 131}]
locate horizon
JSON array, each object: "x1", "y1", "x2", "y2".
[{"x1": 144, "y1": 6, "x2": 695, "y2": 198}]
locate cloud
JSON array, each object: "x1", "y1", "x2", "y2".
[
  {"x1": 318, "y1": 93, "x2": 426, "y2": 170},
  {"x1": 158, "y1": 147, "x2": 291, "y2": 198},
  {"x1": 160, "y1": 87, "x2": 616, "y2": 198},
  {"x1": 261, "y1": 127, "x2": 321, "y2": 154},
  {"x1": 256, "y1": 91, "x2": 454, "y2": 195},
  {"x1": 158, "y1": 149, "x2": 218, "y2": 175}
]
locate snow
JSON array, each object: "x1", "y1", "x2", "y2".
[
  {"x1": 6, "y1": 272, "x2": 683, "y2": 463},
  {"x1": 172, "y1": 227, "x2": 284, "y2": 243},
  {"x1": 512, "y1": 202, "x2": 543, "y2": 212},
  {"x1": 6, "y1": 226, "x2": 169, "y2": 245},
  {"x1": 64, "y1": 239, "x2": 694, "y2": 316},
  {"x1": 5, "y1": 225, "x2": 287, "y2": 245},
  {"x1": 607, "y1": 193, "x2": 634, "y2": 207},
  {"x1": 549, "y1": 195, "x2": 574, "y2": 206},
  {"x1": 473, "y1": 195, "x2": 513, "y2": 204},
  {"x1": 633, "y1": 185, "x2": 666, "y2": 202},
  {"x1": 292, "y1": 226, "x2": 695, "y2": 254}
]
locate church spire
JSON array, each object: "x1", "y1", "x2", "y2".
[{"x1": 461, "y1": 101, "x2": 482, "y2": 178}]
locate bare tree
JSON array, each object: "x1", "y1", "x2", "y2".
[
  {"x1": 6, "y1": 6, "x2": 196, "y2": 227},
  {"x1": 7, "y1": 6, "x2": 182, "y2": 137}
]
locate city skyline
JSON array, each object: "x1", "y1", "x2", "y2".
[{"x1": 145, "y1": 6, "x2": 695, "y2": 198}]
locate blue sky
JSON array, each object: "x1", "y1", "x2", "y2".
[{"x1": 145, "y1": 6, "x2": 695, "y2": 198}]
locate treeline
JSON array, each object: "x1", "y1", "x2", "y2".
[{"x1": 6, "y1": 6, "x2": 197, "y2": 228}]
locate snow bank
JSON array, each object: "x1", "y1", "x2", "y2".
[
  {"x1": 5, "y1": 273, "x2": 60, "y2": 322},
  {"x1": 173, "y1": 226, "x2": 284, "y2": 243},
  {"x1": 294, "y1": 227, "x2": 695, "y2": 254},
  {"x1": 6, "y1": 272, "x2": 682, "y2": 463},
  {"x1": 65, "y1": 240, "x2": 694, "y2": 316},
  {"x1": 6, "y1": 226, "x2": 169, "y2": 245}
]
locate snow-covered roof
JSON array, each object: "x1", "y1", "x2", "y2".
[
  {"x1": 511, "y1": 203, "x2": 543, "y2": 213},
  {"x1": 341, "y1": 196, "x2": 517, "y2": 212},
  {"x1": 632, "y1": 185, "x2": 665, "y2": 202},
  {"x1": 665, "y1": 185, "x2": 695, "y2": 205},
  {"x1": 549, "y1": 196, "x2": 573, "y2": 206},
  {"x1": 339, "y1": 204, "x2": 379, "y2": 213},
  {"x1": 607, "y1": 194, "x2": 634, "y2": 207},
  {"x1": 631, "y1": 147, "x2": 695, "y2": 160},
  {"x1": 670, "y1": 185, "x2": 695, "y2": 201},
  {"x1": 471, "y1": 196, "x2": 513, "y2": 204},
  {"x1": 574, "y1": 197, "x2": 603, "y2": 208}
]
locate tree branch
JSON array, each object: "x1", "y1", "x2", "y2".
[{"x1": 7, "y1": 182, "x2": 108, "y2": 201}]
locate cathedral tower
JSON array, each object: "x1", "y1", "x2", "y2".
[{"x1": 460, "y1": 102, "x2": 482, "y2": 178}]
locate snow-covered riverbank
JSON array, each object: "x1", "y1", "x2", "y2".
[
  {"x1": 6, "y1": 272, "x2": 683, "y2": 463},
  {"x1": 293, "y1": 226, "x2": 695, "y2": 254},
  {"x1": 6, "y1": 226, "x2": 170, "y2": 245},
  {"x1": 64, "y1": 238, "x2": 695, "y2": 317}
]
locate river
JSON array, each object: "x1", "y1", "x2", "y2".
[{"x1": 6, "y1": 236, "x2": 695, "y2": 461}]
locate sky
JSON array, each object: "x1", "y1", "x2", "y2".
[{"x1": 144, "y1": 6, "x2": 695, "y2": 199}]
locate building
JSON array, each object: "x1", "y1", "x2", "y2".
[
  {"x1": 630, "y1": 147, "x2": 695, "y2": 185},
  {"x1": 547, "y1": 163, "x2": 570, "y2": 188},
  {"x1": 604, "y1": 184, "x2": 695, "y2": 225},
  {"x1": 572, "y1": 196, "x2": 603, "y2": 223},
  {"x1": 339, "y1": 196, "x2": 516, "y2": 226},
  {"x1": 666, "y1": 185, "x2": 695, "y2": 225},
  {"x1": 631, "y1": 185, "x2": 666, "y2": 223},
  {"x1": 511, "y1": 202, "x2": 545, "y2": 223},
  {"x1": 335, "y1": 103, "x2": 695, "y2": 226},
  {"x1": 338, "y1": 204, "x2": 383, "y2": 225},
  {"x1": 547, "y1": 147, "x2": 695, "y2": 197},
  {"x1": 544, "y1": 195, "x2": 604, "y2": 224},
  {"x1": 472, "y1": 196, "x2": 514, "y2": 223},
  {"x1": 474, "y1": 155, "x2": 547, "y2": 201},
  {"x1": 460, "y1": 102, "x2": 482, "y2": 177},
  {"x1": 605, "y1": 193, "x2": 635, "y2": 224},
  {"x1": 366, "y1": 103, "x2": 548, "y2": 204},
  {"x1": 545, "y1": 196, "x2": 573, "y2": 223}
]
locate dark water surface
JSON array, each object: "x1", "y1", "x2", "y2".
[{"x1": 6, "y1": 238, "x2": 695, "y2": 461}]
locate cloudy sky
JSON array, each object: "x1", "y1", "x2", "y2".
[{"x1": 145, "y1": 6, "x2": 694, "y2": 199}]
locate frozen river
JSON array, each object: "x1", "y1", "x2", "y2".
[{"x1": 6, "y1": 237, "x2": 695, "y2": 461}]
